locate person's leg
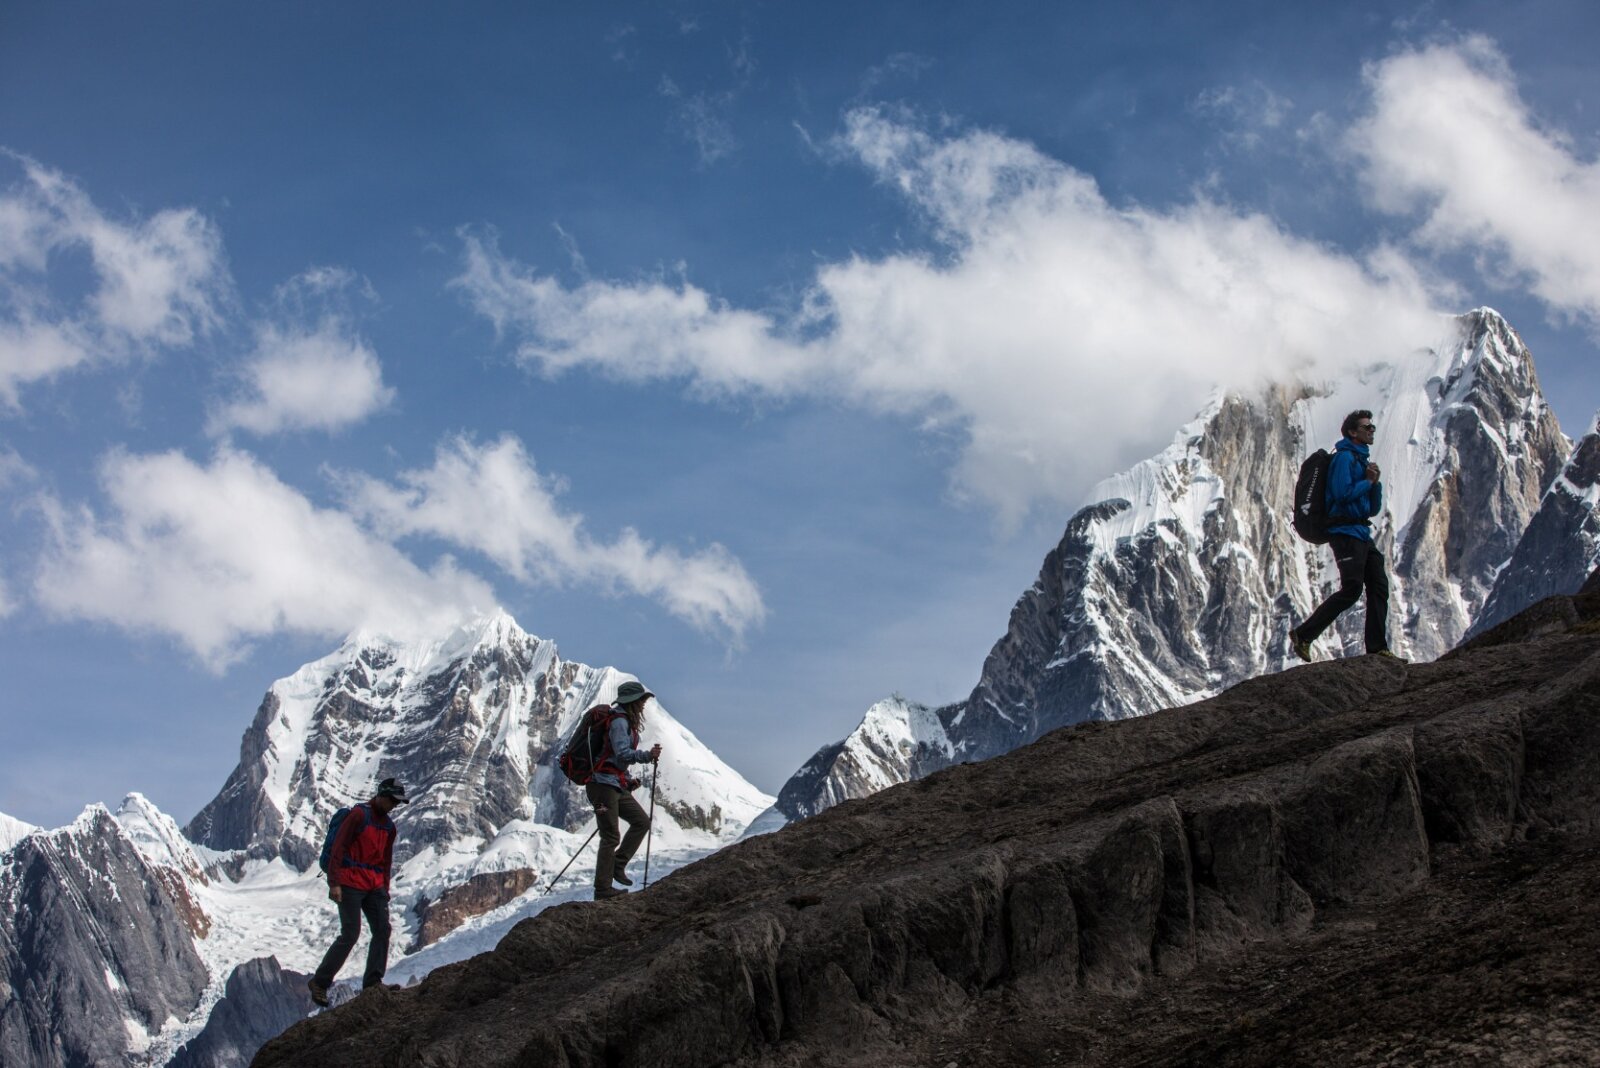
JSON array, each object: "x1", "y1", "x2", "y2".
[
  {"x1": 1363, "y1": 545, "x2": 1391, "y2": 653},
  {"x1": 313, "y1": 889, "x2": 364, "y2": 987},
  {"x1": 613, "y1": 790, "x2": 651, "y2": 872},
  {"x1": 357, "y1": 889, "x2": 391, "y2": 987},
  {"x1": 586, "y1": 783, "x2": 622, "y2": 890},
  {"x1": 1297, "y1": 536, "x2": 1371, "y2": 643}
]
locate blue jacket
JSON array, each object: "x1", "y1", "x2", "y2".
[
  {"x1": 589, "y1": 710, "x2": 652, "y2": 791},
  {"x1": 1326, "y1": 437, "x2": 1382, "y2": 541}
]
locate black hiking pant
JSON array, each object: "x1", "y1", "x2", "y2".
[
  {"x1": 587, "y1": 782, "x2": 650, "y2": 889},
  {"x1": 313, "y1": 887, "x2": 391, "y2": 989},
  {"x1": 1297, "y1": 534, "x2": 1391, "y2": 653}
]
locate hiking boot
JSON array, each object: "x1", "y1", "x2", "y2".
[
  {"x1": 594, "y1": 885, "x2": 629, "y2": 901},
  {"x1": 307, "y1": 977, "x2": 330, "y2": 1008},
  {"x1": 612, "y1": 860, "x2": 634, "y2": 886},
  {"x1": 1373, "y1": 649, "x2": 1409, "y2": 663},
  {"x1": 1290, "y1": 633, "x2": 1314, "y2": 664}
]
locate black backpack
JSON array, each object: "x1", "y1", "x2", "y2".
[
  {"x1": 1292, "y1": 449, "x2": 1332, "y2": 544},
  {"x1": 557, "y1": 705, "x2": 619, "y2": 785}
]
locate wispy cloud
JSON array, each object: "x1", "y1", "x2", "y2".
[
  {"x1": 337, "y1": 434, "x2": 766, "y2": 642},
  {"x1": 658, "y1": 77, "x2": 738, "y2": 167},
  {"x1": 0, "y1": 154, "x2": 231, "y2": 408},
  {"x1": 456, "y1": 106, "x2": 1446, "y2": 523},
  {"x1": 1349, "y1": 35, "x2": 1600, "y2": 327},
  {"x1": 208, "y1": 268, "x2": 395, "y2": 437},
  {"x1": 32, "y1": 447, "x2": 495, "y2": 669},
  {"x1": 1192, "y1": 81, "x2": 1294, "y2": 149}
]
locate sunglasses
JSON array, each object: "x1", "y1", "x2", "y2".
[{"x1": 1356, "y1": 423, "x2": 1377, "y2": 432}]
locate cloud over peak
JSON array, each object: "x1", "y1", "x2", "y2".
[
  {"x1": 456, "y1": 107, "x2": 1447, "y2": 522},
  {"x1": 339, "y1": 434, "x2": 766, "y2": 642},
  {"x1": 33, "y1": 447, "x2": 495, "y2": 669}
]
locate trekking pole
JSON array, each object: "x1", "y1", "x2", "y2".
[
  {"x1": 643, "y1": 756, "x2": 659, "y2": 889},
  {"x1": 541, "y1": 827, "x2": 598, "y2": 897}
]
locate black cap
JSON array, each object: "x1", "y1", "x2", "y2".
[{"x1": 376, "y1": 778, "x2": 409, "y2": 805}]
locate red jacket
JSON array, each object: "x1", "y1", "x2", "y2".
[{"x1": 326, "y1": 803, "x2": 396, "y2": 892}]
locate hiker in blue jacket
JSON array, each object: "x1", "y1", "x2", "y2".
[
  {"x1": 588, "y1": 680, "x2": 661, "y2": 900},
  {"x1": 1291, "y1": 409, "x2": 1402, "y2": 662}
]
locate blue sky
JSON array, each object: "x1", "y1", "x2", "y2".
[{"x1": 2, "y1": 1, "x2": 1598, "y2": 827}]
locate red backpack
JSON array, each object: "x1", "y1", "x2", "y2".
[{"x1": 557, "y1": 705, "x2": 621, "y2": 785}]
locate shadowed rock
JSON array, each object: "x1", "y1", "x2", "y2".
[{"x1": 255, "y1": 568, "x2": 1600, "y2": 1068}]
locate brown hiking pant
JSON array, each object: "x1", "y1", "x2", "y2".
[{"x1": 586, "y1": 782, "x2": 650, "y2": 889}]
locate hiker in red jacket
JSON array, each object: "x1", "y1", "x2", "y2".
[{"x1": 307, "y1": 778, "x2": 408, "y2": 1006}]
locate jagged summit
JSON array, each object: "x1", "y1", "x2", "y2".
[
  {"x1": 185, "y1": 609, "x2": 771, "y2": 873},
  {"x1": 773, "y1": 308, "x2": 1571, "y2": 824},
  {"x1": 255, "y1": 569, "x2": 1600, "y2": 1068}
]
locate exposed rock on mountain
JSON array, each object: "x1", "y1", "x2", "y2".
[
  {"x1": 256, "y1": 574, "x2": 1600, "y2": 1068},
  {"x1": 774, "y1": 309, "x2": 1571, "y2": 822},
  {"x1": 1470, "y1": 414, "x2": 1600, "y2": 637},
  {"x1": 0, "y1": 807, "x2": 210, "y2": 1068},
  {"x1": 167, "y1": 958, "x2": 313, "y2": 1068},
  {"x1": 409, "y1": 869, "x2": 540, "y2": 952}
]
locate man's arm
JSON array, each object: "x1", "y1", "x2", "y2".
[{"x1": 1327, "y1": 450, "x2": 1376, "y2": 516}]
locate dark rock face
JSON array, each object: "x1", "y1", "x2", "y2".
[
  {"x1": 409, "y1": 869, "x2": 540, "y2": 951},
  {"x1": 254, "y1": 579, "x2": 1600, "y2": 1068},
  {"x1": 168, "y1": 957, "x2": 315, "y2": 1068},
  {"x1": 1470, "y1": 420, "x2": 1600, "y2": 636},
  {"x1": 0, "y1": 810, "x2": 209, "y2": 1068}
]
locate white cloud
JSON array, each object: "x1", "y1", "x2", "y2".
[
  {"x1": 0, "y1": 155, "x2": 230, "y2": 405},
  {"x1": 1349, "y1": 36, "x2": 1600, "y2": 324},
  {"x1": 33, "y1": 447, "x2": 495, "y2": 669},
  {"x1": 339, "y1": 434, "x2": 766, "y2": 641},
  {"x1": 0, "y1": 317, "x2": 93, "y2": 409},
  {"x1": 456, "y1": 107, "x2": 1446, "y2": 522},
  {"x1": 208, "y1": 319, "x2": 395, "y2": 436}
]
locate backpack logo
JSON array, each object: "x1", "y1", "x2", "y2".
[{"x1": 1292, "y1": 449, "x2": 1333, "y2": 545}]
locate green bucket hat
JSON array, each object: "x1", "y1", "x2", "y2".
[{"x1": 615, "y1": 680, "x2": 654, "y2": 706}]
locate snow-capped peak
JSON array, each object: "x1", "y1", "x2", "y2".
[
  {"x1": 0, "y1": 810, "x2": 37, "y2": 853},
  {"x1": 115, "y1": 793, "x2": 206, "y2": 879}
]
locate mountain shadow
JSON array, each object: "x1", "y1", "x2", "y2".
[{"x1": 256, "y1": 568, "x2": 1600, "y2": 1068}]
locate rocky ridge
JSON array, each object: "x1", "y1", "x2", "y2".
[
  {"x1": 1470, "y1": 413, "x2": 1600, "y2": 636},
  {"x1": 772, "y1": 309, "x2": 1572, "y2": 823},
  {"x1": 256, "y1": 569, "x2": 1600, "y2": 1067}
]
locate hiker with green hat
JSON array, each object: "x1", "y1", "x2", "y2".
[{"x1": 588, "y1": 680, "x2": 661, "y2": 900}]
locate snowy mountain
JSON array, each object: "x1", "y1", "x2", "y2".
[
  {"x1": 0, "y1": 811, "x2": 35, "y2": 853},
  {"x1": 187, "y1": 611, "x2": 768, "y2": 879},
  {"x1": 0, "y1": 804, "x2": 211, "y2": 1068},
  {"x1": 0, "y1": 612, "x2": 773, "y2": 1067},
  {"x1": 1469, "y1": 413, "x2": 1600, "y2": 636},
  {"x1": 768, "y1": 309, "x2": 1573, "y2": 824}
]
